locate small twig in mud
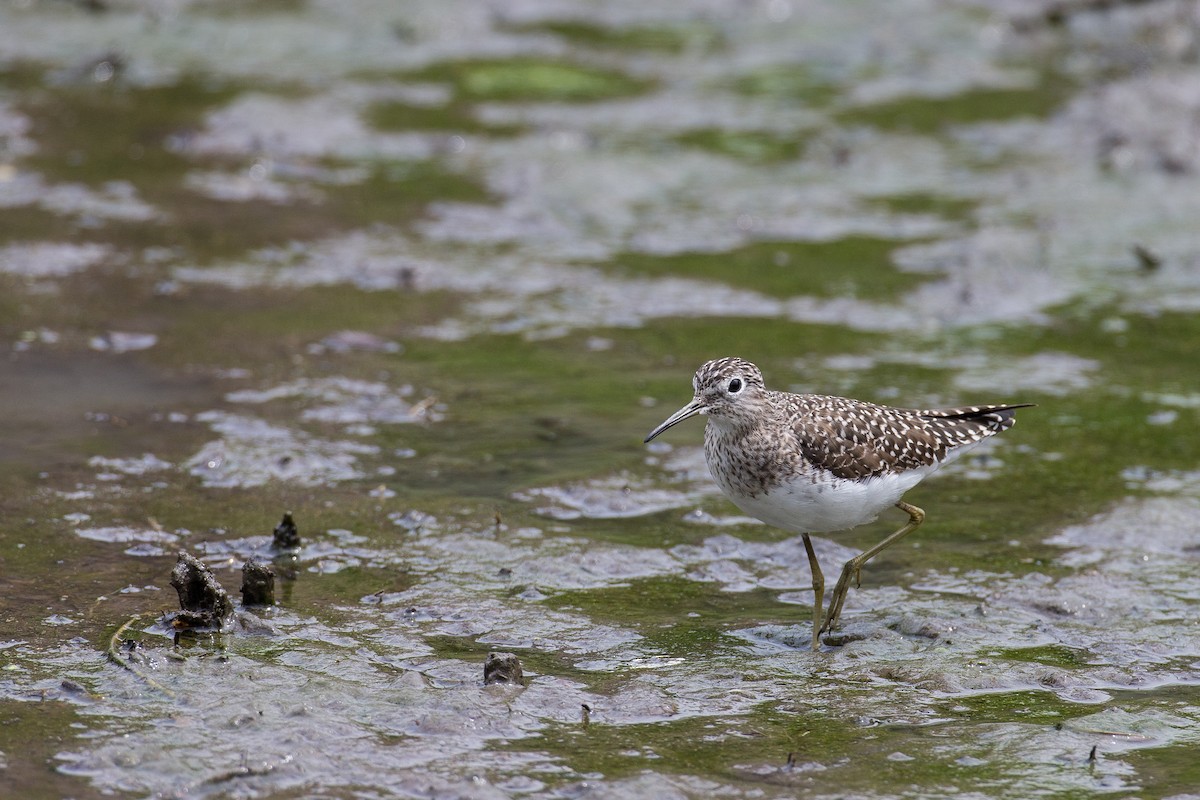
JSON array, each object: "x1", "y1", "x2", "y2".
[
  {"x1": 1133, "y1": 243, "x2": 1162, "y2": 273},
  {"x1": 106, "y1": 614, "x2": 174, "y2": 697},
  {"x1": 1068, "y1": 726, "x2": 1153, "y2": 742},
  {"x1": 198, "y1": 761, "x2": 276, "y2": 789}
]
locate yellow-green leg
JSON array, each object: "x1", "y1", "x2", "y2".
[
  {"x1": 801, "y1": 533, "x2": 825, "y2": 652},
  {"x1": 820, "y1": 501, "x2": 925, "y2": 634}
]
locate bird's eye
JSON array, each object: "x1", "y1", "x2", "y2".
[{"x1": 727, "y1": 378, "x2": 743, "y2": 393}]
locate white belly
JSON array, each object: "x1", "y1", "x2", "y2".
[{"x1": 716, "y1": 465, "x2": 937, "y2": 534}]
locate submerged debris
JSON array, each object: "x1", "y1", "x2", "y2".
[
  {"x1": 1132, "y1": 243, "x2": 1161, "y2": 273},
  {"x1": 272, "y1": 511, "x2": 301, "y2": 548},
  {"x1": 105, "y1": 613, "x2": 174, "y2": 696},
  {"x1": 483, "y1": 651, "x2": 524, "y2": 686},
  {"x1": 240, "y1": 559, "x2": 276, "y2": 606},
  {"x1": 168, "y1": 551, "x2": 234, "y2": 630}
]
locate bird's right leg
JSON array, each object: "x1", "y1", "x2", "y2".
[
  {"x1": 801, "y1": 533, "x2": 824, "y2": 652},
  {"x1": 821, "y1": 501, "x2": 925, "y2": 633}
]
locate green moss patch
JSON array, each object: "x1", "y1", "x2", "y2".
[
  {"x1": 605, "y1": 236, "x2": 933, "y2": 300},
  {"x1": 405, "y1": 59, "x2": 652, "y2": 103},
  {"x1": 545, "y1": 576, "x2": 783, "y2": 635},
  {"x1": 364, "y1": 99, "x2": 521, "y2": 136},
  {"x1": 675, "y1": 128, "x2": 805, "y2": 162},
  {"x1": 508, "y1": 19, "x2": 722, "y2": 54},
  {"x1": 496, "y1": 703, "x2": 860, "y2": 785},
  {"x1": 19, "y1": 75, "x2": 243, "y2": 189},
  {"x1": 939, "y1": 690, "x2": 1094, "y2": 725},
  {"x1": 996, "y1": 644, "x2": 1095, "y2": 669},
  {"x1": 731, "y1": 64, "x2": 840, "y2": 107},
  {"x1": 837, "y1": 81, "x2": 1070, "y2": 134},
  {"x1": 865, "y1": 191, "x2": 979, "y2": 223}
]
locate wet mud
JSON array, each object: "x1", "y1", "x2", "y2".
[{"x1": 2, "y1": 0, "x2": 1200, "y2": 798}]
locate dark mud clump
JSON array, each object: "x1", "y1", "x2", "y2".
[
  {"x1": 240, "y1": 558, "x2": 276, "y2": 606},
  {"x1": 168, "y1": 551, "x2": 234, "y2": 629},
  {"x1": 272, "y1": 511, "x2": 301, "y2": 549},
  {"x1": 483, "y1": 651, "x2": 524, "y2": 686}
]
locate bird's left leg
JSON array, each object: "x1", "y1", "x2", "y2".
[
  {"x1": 801, "y1": 533, "x2": 824, "y2": 652},
  {"x1": 820, "y1": 501, "x2": 925, "y2": 634}
]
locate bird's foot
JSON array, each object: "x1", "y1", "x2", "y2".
[{"x1": 820, "y1": 559, "x2": 862, "y2": 633}]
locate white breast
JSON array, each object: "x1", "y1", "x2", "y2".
[{"x1": 713, "y1": 465, "x2": 937, "y2": 534}]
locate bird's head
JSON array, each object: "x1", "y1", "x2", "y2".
[{"x1": 644, "y1": 357, "x2": 767, "y2": 442}]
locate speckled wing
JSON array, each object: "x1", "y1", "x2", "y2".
[
  {"x1": 916, "y1": 404, "x2": 1033, "y2": 444},
  {"x1": 792, "y1": 397, "x2": 1031, "y2": 481}
]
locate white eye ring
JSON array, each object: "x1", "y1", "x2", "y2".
[{"x1": 727, "y1": 378, "x2": 743, "y2": 393}]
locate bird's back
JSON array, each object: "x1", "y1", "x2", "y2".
[{"x1": 776, "y1": 393, "x2": 1032, "y2": 482}]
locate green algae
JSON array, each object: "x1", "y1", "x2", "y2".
[
  {"x1": 731, "y1": 64, "x2": 841, "y2": 108},
  {"x1": 19, "y1": 75, "x2": 242, "y2": 189},
  {"x1": 837, "y1": 80, "x2": 1071, "y2": 134},
  {"x1": 0, "y1": 60, "x2": 46, "y2": 91},
  {"x1": 545, "y1": 576, "x2": 783, "y2": 653},
  {"x1": 940, "y1": 690, "x2": 1097, "y2": 725},
  {"x1": 404, "y1": 59, "x2": 652, "y2": 103},
  {"x1": 365, "y1": 99, "x2": 521, "y2": 136},
  {"x1": 508, "y1": 19, "x2": 722, "y2": 54},
  {"x1": 196, "y1": 0, "x2": 308, "y2": 16},
  {"x1": 997, "y1": 644, "x2": 1096, "y2": 669},
  {"x1": 865, "y1": 191, "x2": 980, "y2": 223},
  {"x1": 325, "y1": 162, "x2": 490, "y2": 228},
  {"x1": 605, "y1": 236, "x2": 933, "y2": 301},
  {"x1": 674, "y1": 128, "x2": 805, "y2": 162},
  {"x1": 498, "y1": 702, "x2": 861, "y2": 785}
]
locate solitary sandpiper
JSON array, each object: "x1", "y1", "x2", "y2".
[{"x1": 645, "y1": 357, "x2": 1032, "y2": 651}]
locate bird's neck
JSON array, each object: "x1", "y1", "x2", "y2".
[{"x1": 704, "y1": 413, "x2": 759, "y2": 442}]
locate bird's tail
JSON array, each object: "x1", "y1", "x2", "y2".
[{"x1": 920, "y1": 403, "x2": 1036, "y2": 433}]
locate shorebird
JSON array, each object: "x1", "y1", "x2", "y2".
[{"x1": 645, "y1": 357, "x2": 1032, "y2": 651}]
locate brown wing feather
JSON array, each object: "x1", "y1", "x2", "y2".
[
  {"x1": 793, "y1": 401, "x2": 946, "y2": 480},
  {"x1": 793, "y1": 399, "x2": 1033, "y2": 481}
]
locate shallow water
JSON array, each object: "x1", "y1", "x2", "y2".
[{"x1": 3, "y1": 1, "x2": 1200, "y2": 798}]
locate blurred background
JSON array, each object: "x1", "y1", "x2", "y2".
[{"x1": 2, "y1": 1, "x2": 1200, "y2": 797}]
